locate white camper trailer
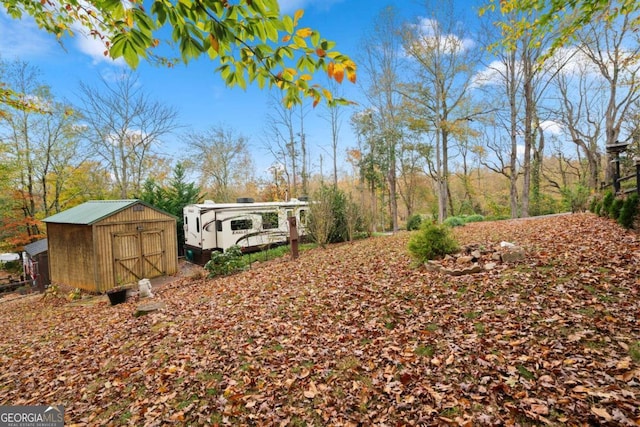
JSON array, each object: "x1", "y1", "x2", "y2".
[{"x1": 183, "y1": 198, "x2": 309, "y2": 265}]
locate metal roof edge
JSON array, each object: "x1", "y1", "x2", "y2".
[{"x1": 43, "y1": 199, "x2": 178, "y2": 224}]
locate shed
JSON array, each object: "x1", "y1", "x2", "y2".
[
  {"x1": 24, "y1": 238, "x2": 50, "y2": 292},
  {"x1": 43, "y1": 200, "x2": 178, "y2": 293}
]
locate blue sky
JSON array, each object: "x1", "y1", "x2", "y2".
[{"x1": 0, "y1": 0, "x2": 485, "y2": 178}]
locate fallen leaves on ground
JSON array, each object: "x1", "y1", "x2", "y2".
[{"x1": 1, "y1": 213, "x2": 639, "y2": 426}]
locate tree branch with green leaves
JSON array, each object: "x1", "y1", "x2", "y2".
[{"x1": 1, "y1": 0, "x2": 357, "y2": 107}]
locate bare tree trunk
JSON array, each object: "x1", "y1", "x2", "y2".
[{"x1": 521, "y1": 41, "x2": 534, "y2": 218}]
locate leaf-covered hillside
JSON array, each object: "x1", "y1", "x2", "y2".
[{"x1": 0, "y1": 213, "x2": 639, "y2": 425}]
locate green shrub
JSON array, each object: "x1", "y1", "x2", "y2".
[
  {"x1": 531, "y1": 192, "x2": 562, "y2": 216},
  {"x1": 308, "y1": 186, "x2": 364, "y2": 245},
  {"x1": 595, "y1": 201, "x2": 602, "y2": 216},
  {"x1": 443, "y1": 216, "x2": 465, "y2": 227},
  {"x1": 602, "y1": 191, "x2": 614, "y2": 217},
  {"x1": 1, "y1": 260, "x2": 22, "y2": 275},
  {"x1": 618, "y1": 194, "x2": 639, "y2": 229},
  {"x1": 589, "y1": 196, "x2": 599, "y2": 213},
  {"x1": 610, "y1": 198, "x2": 624, "y2": 220},
  {"x1": 406, "y1": 214, "x2": 422, "y2": 231},
  {"x1": 561, "y1": 184, "x2": 590, "y2": 213},
  {"x1": 408, "y1": 222, "x2": 459, "y2": 262},
  {"x1": 463, "y1": 214, "x2": 485, "y2": 223},
  {"x1": 205, "y1": 245, "x2": 245, "y2": 277}
]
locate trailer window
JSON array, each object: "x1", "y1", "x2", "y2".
[
  {"x1": 231, "y1": 219, "x2": 253, "y2": 231},
  {"x1": 196, "y1": 217, "x2": 200, "y2": 233},
  {"x1": 262, "y1": 212, "x2": 278, "y2": 230},
  {"x1": 299, "y1": 209, "x2": 307, "y2": 225},
  {"x1": 217, "y1": 220, "x2": 222, "y2": 232}
]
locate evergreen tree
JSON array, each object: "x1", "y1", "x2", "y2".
[{"x1": 139, "y1": 163, "x2": 201, "y2": 254}]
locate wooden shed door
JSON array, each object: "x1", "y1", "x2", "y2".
[
  {"x1": 141, "y1": 230, "x2": 165, "y2": 278},
  {"x1": 113, "y1": 230, "x2": 166, "y2": 285}
]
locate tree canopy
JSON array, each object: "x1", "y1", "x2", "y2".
[
  {"x1": 483, "y1": 0, "x2": 639, "y2": 56},
  {"x1": 1, "y1": 0, "x2": 356, "y2": 107}
]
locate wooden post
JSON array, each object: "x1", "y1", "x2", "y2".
[
  {"x1": 636, "y1": 157, "x2": 640, "y2": 196},
  {"x1": 613, "y1": 153, "x2": 621, "y2": 194},
  {"x1": 288, "y1": 216, "x2": 299, "y2": 260}
]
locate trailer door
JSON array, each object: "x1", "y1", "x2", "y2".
[{"x1": 184, "y1": 207, "x2": 217, "y2": 251}]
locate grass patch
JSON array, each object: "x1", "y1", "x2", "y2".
[
  {"x1": 630, "y1": 342, "x2": 640, "y2": 363},
  {"x1": 151, "y1": 321, "x2": 176, "y2": 332},
  {"x1": 425, "y1": 323, "x2": 439, "y2": 332},
  {"x1": 583, "y1": 340, "x2": 606, "y2": 350},
  {"x1": 576, "y1": 307, "x2": 597, "y2": 317},
  {"x1": 464, "y1": 311, "x2": 482, "y2": 320},
  {"x1": 177, "y1": 394, "x2": 198, "y2": 410},
  {"x1": 266, "y1": 342, "x2": 284, "y2": 352},
  {"x1": 245, "y1": 243, "x2": 317, "y2": 264},
  {"x1": 517, "y1": 365, "x2": 535, "y2": 380},
  {"x1": 415, "y1": 344, "x2": 435, "y2": 357},
  {"x1": 583, "y1": 285, "x2": 597, "y2": 295},
  {"x1": 440, "y1": 406, "x2": 460, "y2": 417},
  {"x1": 336, "y1": 356, "x2": 360, "y2": 372},
  {"x1": 119, "y1": 411, "x2": 132, "y2": 424},
  {"x1": 197, "y1": 371, "x2": 223, "y2": 382},
  {"x1": 384, "y1": 321, "x2": 396, "y2": 330}
]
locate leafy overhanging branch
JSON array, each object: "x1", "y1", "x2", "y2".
[
  {"x1": 0, "y1": 0, "x2": 357, "y2": 107},
  {"x1": 481, "y1": 0, "x2": 640, "y2": 59}
]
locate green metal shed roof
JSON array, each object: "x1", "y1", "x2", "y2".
[{"x1": 43, "y1": 200, "x2": 144, "y2": 225}]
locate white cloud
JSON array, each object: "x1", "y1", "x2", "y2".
[
  {"x1": 0, "y1": 12, "x2": 57, "y2": 60},
  {"x1": 0, "y1": 9, "x2": 123, "y2": 66},
  {"x1": 546, "y1": 47, "x2": 600, "y2": 76},
  {"x1": 540, "y1": 120, "x2": 563, "y2": 136},
  {"x1": 414, "y1": 17, "x2": 475, "y2": 54},
  {"x1": 471, "y1": 60, "x2": 509, "y2": 88},
  {"x1": 471, "y1": 45, "x2": 625, "y2": 89},
  {"x1": 70, "y1": 21, "x2": 124, "y2": 66}
]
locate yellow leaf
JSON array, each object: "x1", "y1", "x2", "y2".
[
  {"x1": 332, "y1": 63, "x2": 344, "y2": 84},
  {"x1": 282, "y1": 34, "x2": 291, "y2": 43},
  {"x1": 296, "y1": 28, "x2": 313, "y2": 38},
  {"x1": 322, "y1": 89, "x2": 333, "y2": 102},
  {"x1": 300, "y1": 74, "x2": 312, "y2": 81},
  {"x1": 327, "y1": 62, "x2": 335, "y2": 80},
  {"x1": 347, "y1": 68, "x2": 356, "y2": 84},
  {"x1": 294, "y1": 9, "x2": 304, "y2": 26},
  {"x1": 209, "y1": 34, "x2": 219, "y2": 53}
]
